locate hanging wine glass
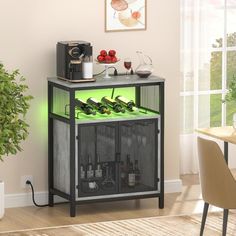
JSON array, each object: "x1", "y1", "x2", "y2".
[
  {"x1": 141, "y1": 124, "x2": 147, "y2": 146},
  {"x1": 127, "y1": 125, "x2": 132, "y2": 147},
  {"x1": 137, "y1": 124, "x2": 142, "y2": 145}
]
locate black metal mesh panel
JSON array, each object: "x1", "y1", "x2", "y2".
[
  {"x1": 78, "y1": 124, "x2": 118, "y2": 197},
  {"x1": 119, "y1": 120, "x2": 158, "y2": 193},
  {"x1": 77, "y1": 119, "x2": 158, "y2": 198}
]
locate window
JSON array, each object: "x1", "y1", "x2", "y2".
[{"x1": 181, "y1": 0, "x2": 236, "y2": 133}]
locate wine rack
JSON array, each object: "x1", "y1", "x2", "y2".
[{"x1": 48, "y1": 74, "x2": 165, "y2": 217}]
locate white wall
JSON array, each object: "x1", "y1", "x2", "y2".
[{"x1": 0, "y1": 0, "x2": 180, "y2": 194}]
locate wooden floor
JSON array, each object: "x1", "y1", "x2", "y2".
[{"x1": 0, "y1": 174, "x2": 216, "y2": 233}]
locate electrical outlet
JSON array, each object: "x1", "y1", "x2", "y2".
[{"x1": 21, "y1": 175, "x2": 33, "y2": 189}]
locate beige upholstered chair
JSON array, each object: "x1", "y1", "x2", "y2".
[{"x1": 197, "y1": 137, "x2": 236, "y2": 236}]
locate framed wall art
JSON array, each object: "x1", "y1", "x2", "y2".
[{"x1": 105, "y1": 0, "x2": 147, "y2": 32}]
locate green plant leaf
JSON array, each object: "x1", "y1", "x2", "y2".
[{"x1": 0, "y1": 64, "x2": 33, "y2": 161}]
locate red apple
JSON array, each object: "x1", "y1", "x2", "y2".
[
  {"x1": 97, "y1": 55, "x2": 105, "y2": 62},
  {"x1": 109, "y1": 50, "x2": 116, "y2": 57},
  {"x1": 111, "y1": 56, "x2": 117, "y2": 63},
  {"x1": 105, "y1": 55, "x2": 112, "y2": 63},
  {"x1": 100, "y1": 50, "x2": 107, "y2": 57}
]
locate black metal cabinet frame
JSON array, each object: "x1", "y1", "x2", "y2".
[{"x1": 48, "y1": 75, "x2": 165, "y2": 217}]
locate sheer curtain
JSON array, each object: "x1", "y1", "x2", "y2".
[{"x1": 180, "y1": 0, "x2": 226, "y2": 174}]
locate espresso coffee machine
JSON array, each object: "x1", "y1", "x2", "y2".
[{"x1": 57, "y1": 41, "x2": 95, "y2": 82}]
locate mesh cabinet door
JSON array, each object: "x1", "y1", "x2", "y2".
[
  {"x1": 77, "y1": 123, "x2": 118, "y2": 197},
  {"x1": 119, "y1": 120, "x2": 158, "y2": 194}
]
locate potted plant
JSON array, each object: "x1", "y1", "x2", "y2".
[
  {"x1": 224, "y1": 75, "x2": 236, "y2": 129},
  {"x1": 0, "y1": 63, "x2": 33, "y2": 219}
]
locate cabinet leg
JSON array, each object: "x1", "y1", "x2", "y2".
[
  {"x1": 49, "y1": 193, "x2": 54, "y2": 207},
  {"x1": 159, "y1": 196, "x2": 164, "y2": 209},
  {"x1": 70, "y1": 201, "x2": 76, "y2": 217}
]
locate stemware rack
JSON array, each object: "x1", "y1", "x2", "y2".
[{"x1": 48, "y1": 74, "x2": 165, "y2": 217}]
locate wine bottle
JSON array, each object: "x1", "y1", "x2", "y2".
[
  {"x1": 87, "y1": 97, "x2": 111, "y2": 115},
  {"x1": 86, "y1": 155, "x2": 94, "y2": 179},
  {"x1": 80, "y1": 164, "x2": 85, "y2": 179},
  {"x1": 128, "y1": 162, "x2": 135, "y2": 187},
  {"x1": 134, "y1": 160, "x2": 141, "y2": 185},
  {"x1": 95, "y1": 154, "x2": 103, "y2": 178},
  {"x1": 101, "y1": 96, "x2": 125, "y2": 113},
  {"x1": 75, "y1": 98, "x2": 96, "y2": 115},
  {"x1": 115, "y1": 96, "x2": 138, "y2": 112},
  {"x1": 126, "y1": 154, "x2": 131, "y2": 167}
]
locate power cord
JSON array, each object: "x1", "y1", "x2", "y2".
[
  {"x1": 26, "y1": 180, "x2": 49, "y2": 207},
  {"x1": 93, "y1": 66, "x2": 118, "y2": 77},
  {"x1": 26, "y1": 180, "x2": 69, "y2": 207},
  {"x1": 110, "y1": 66, "x2": 118, "y2": 76},
  {"x1": 93, "y1": 69, "x2": 106, "y2": 77}
]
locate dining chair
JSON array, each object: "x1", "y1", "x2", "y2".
[{"x1": 197, "y1": 137, "x2": 236, "y2": 236}]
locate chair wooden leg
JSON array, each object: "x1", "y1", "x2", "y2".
[
  {"x1": 200, "y1": 202, "x2": 209, "y2": 236},
  {"x1": 222, "y1": 209, "x2": 228, "y2": 236}
]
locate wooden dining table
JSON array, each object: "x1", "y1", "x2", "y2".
[{"x1": 196, "y1": 126, "x2": 236, "y2": 163}]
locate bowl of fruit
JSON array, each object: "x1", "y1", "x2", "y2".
[{"x1": 96, "y1": 50, "x2": 119, "y2": 64}]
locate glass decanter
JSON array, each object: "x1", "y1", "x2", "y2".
[{"x1": 135, "y1": 51, "x2": 154, "y2": 78}]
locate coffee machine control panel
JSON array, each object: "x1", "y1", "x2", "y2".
[
  {"x1": 57, "y1": 41, "x2": 93, "y2": 82},
  {"x1": 69, "y1": 47, "x2": 82, "y2": 59}
]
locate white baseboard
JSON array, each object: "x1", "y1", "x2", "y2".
[
  {"x1": 5, "y1": 179, "x2": 183, "y2": 208},
  {"x1": 5, "y1": 192, "x2": 65, "y2": 208},
  {"x1": 5, "y1": 191, "x2": 47, "y2": 208},
  {"x1": 164, "y1": 179, "x2": 182, "y2": 193}
]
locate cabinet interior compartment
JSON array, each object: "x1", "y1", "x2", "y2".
[
  {"x1": 51, "y1": 86, "x2": 160, "y2": 124},
  {"x1": 77, "y1": 119, "x2": 159, "y2": 198},
  {"x1": 119, "y1": 120, "x2": 158, "y2": 194},
  {"x1": 77, "y1": 123, "x2": 118, "y2": 197}
]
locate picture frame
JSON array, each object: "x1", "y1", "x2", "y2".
[{"x1": 105, "y1": 0, "x2": 147, "y2": 32}]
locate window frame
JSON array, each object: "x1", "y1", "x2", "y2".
[{"x1": 181, "y1": 1, "x2": 236, "y2": 129}]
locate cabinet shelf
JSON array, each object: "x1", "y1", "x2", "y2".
[
  {"x1": 79, "y1": 181, "x2": 117, "y2": 197},
  {"x1": 121, "y1": 184, "x2": 157, "y2": 194},
  {"x1": 54, "y1": 108, "x2": 160, "y2": 125}
]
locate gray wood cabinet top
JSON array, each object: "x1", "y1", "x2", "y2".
[{"x1": 47, "y1": 75, "x2": 165, "y2": 90}]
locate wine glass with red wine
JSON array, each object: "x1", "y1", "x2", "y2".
[{"x1": 124, "y1": 58, "x2": 132, "y2": 78}]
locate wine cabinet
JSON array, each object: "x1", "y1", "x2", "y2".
[{"x1": 48, "y1": 75, "x2": 165, "y2": 217}]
